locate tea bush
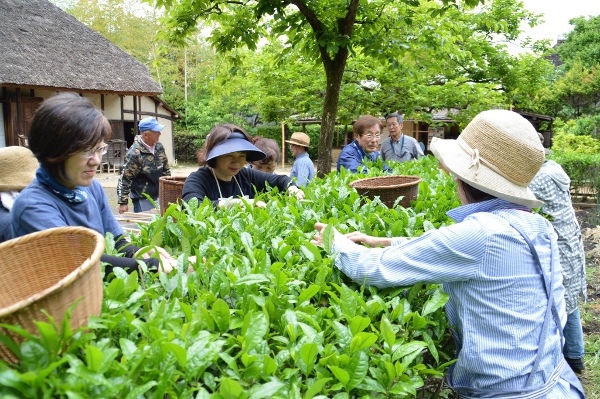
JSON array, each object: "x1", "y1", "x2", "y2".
[{"x1": 0, "y1": 156, "x2": 462, "y2": 398}]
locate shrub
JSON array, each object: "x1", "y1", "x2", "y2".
[{"x1": 174, "y1": 128, "x2": 205, "y2": 163}]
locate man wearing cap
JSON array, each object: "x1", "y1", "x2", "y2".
[
  {"x1": 0, "y1": 146, "x2": 38, "y2": 242},
  {"x1": 381, "y1": 112, "x2": 424, "y2": 163},
  {"x1": 285, "y1": 132, "x2": 315, "y2": 187},
  {"x1": 117, "y1": 117, "x2": 171, "y2": 213}
]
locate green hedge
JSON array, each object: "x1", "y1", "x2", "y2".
[
  {"x1": 174, "y1": 130, "x2": 205, "y2": 164},
  {"x1": 549, "y1": 152, "x2": 600, "y2": 199}
]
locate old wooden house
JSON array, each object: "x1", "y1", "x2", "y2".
[{"x1": 0, "y1": 0, "x2": 181, "y2": 166}]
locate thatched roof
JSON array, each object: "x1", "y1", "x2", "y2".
[{"x1": 0, "y1": 0, "x2": 162, "y2": 95}]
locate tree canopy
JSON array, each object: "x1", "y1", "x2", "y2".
[{"x1": 148, "y1": 0, "x2": 553, "y2": 174}]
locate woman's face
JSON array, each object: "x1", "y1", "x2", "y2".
[
  {"x1": 213, "y1": 151, "x2": 247, "y2": 180},
  {"x1": 61, "y1": 143, "x2": 106, "y2": 189}
]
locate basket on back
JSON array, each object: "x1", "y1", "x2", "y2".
[
  {"x1": 0, "y1": 226, "x2": 104, "y2": 363},
  {"x1": 349, "y1": 175, "x2": 422, "y2": 208},
  {"x1": 159, "y1": 176, "x2": 187, "y2": 216}
]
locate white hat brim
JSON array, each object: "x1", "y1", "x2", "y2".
[{"x1": 430, "y1": 137, "x2": 543, "y2": 208}]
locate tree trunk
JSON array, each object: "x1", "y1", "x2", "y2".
[{"x1": 316, "y1": 50, "x2": 348, "y2": 177}]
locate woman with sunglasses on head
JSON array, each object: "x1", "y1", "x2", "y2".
[
  {"x1": 11, "y1": 92, "x2": 179, "y2": 276},
  {"x1": 182, "y1": 124, "x2": 304, "y2": 209}
]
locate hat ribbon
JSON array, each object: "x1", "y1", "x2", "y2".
[{"x1": 456, "y1": 136, "x2": 523, "y2": 186}]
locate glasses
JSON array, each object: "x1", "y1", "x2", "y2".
[
  {"x1": 80, "y1": 144, "x2": 108, "y2": 159},
  {"x1": 363, "y1": 134, "x2": 381, "y2": 140},
  {"x1": 387, "y1": 122, "x2": 400, "y2": 128}
]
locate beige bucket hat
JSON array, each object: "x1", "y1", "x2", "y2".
[
  {"x1": 430, "y1": 110, "x2": 545, "y2": 208},
  {"x1": 0, "y1": 146, "x2": 38, "y2": 192},
  {"x1": 285, "y1": 132, "x2": 311, "y2": 148}
]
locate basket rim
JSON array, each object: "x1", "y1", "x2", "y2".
[
  {"x1": 348, "y1": 174, "x2": 422, "y2": 189},
  {"x1": 159, "y1": 176, "x2": 187, "y2": 184},
  {"x1": 0, "y1": 226, "x2": 105, "y2": 318}
]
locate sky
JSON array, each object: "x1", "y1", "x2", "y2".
[{"x1": 518, "y1": 0, "x2": 600, "y2": 44}]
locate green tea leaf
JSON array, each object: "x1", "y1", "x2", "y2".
[
  {"x1": 299, "y1": 342, "x2": 318, "y2": 376},
  {"x1": 303, "y1": 377, "x2": 331, "y2": 399},
  {"x1": 322, "y1": 224, "x2": 335, "y2": 254},
  {"x1": 347, "y1": 351, "x2": 369, "y2": 390},
  {"x1": 421, "y1": 289, "x2": 449, "y2": 316},
  {"x1": 380, "y1": 314, "x2": 396, "y2": 350},
  {"x1": 349, "y1": 332, "x2": 378, "y2": 354},
  {"x1": 329, "y1": 365, "x2": 349, "y2": 386},
  {"x1": 297, "y1": 284, "x2": 321, "y2": 305},
  {"x1": 211, "y1": 298, "x2": 231, "y2": 333}
]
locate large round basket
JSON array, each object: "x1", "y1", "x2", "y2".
[
  {"x1": 349, "y1": 175, "x2": 422, "y2": 208},
  {"x1": 0, "y1": 226, "x2": 104, "y2": 363},
  {"x1": 159, "y1": 176, "x2": 187, "y2": 216}
]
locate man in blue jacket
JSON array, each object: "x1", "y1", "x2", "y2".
[{"x1": 337, "y1": 115, "x2": 391, "y2": 173}]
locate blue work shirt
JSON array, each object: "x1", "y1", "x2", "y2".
[{"x1": 332, "y1": 198, "x2": 571, "y2": 395}]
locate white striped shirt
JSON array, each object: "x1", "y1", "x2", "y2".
[{"x1": 333, "y1": 198, "x2": 571, "y2": 395}]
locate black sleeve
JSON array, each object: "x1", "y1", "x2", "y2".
[
  {"x1": 100, "y1": 254, "x2": 159, "y2": 276},
  {"x1": 114, "y1": 236, "x2": 140, "y2": 258},
  {"x1": 247, "y1": 168, "x2": 293, "y2": 192}
]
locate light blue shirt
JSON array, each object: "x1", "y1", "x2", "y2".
[
  {"x1": 333, "y1": 198, "x2": 569, "y2": 395},
  {"x1": 289, "y1": 152, "x2": 315, "y2": 187}
]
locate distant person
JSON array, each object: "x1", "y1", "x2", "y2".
[
  {"x1": 11, "y1": 93, "x2": 179, "y2": 276},
  {"x1": 117, "y1": 117, "x2": 171, "y2": 213},
  {"x1": 529, "y1": 133, "x2": 587, "y2": 375},
  {"x1": 285, "y1": 132, "x2": 315, "y2": 186},
  {"x1": 182, "y1": 124, "x2": 304, "y2": 208},
  {"x1": 381, "y1": 112, "x2": 424, "y2": 163},
  {"x1": 249, "y1": 137, "x2": 280, "y2": 173},
  {"x1": 337, "y1": 115, "x2": 391, "y2": 174},
  {"x1": 0, "y1": 146, "x2": 38, "y2": 243}
]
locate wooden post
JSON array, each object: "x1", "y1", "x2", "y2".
[{"x1": 281, "y1": 122, "x2": 285, "y2": 170}]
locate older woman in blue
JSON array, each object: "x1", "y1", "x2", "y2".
[
  {"x1": 314, "y1": 110, "x2": 584, "y2": 398},
  {"x1": 11, "y1": 93, "x2": 178, "y2": 276}
]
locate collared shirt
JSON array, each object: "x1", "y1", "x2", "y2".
[
  {"x1": 380, "y1": 134, "x2": 424, "y2": 163},
  {"x1": 336, "y1": 140, "x2": 391, "y2": 174},
  {"x1": 332, "y1": 198, "x2": 568, "y2": 393},
  {"x1": 289, "y1": 152, "x2": 315, "y2": 187}
]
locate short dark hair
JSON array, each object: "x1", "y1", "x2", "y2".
[
  {"x1": 385, "y1": 112, "x2": 404, "y2": 124},
  {"x1": 196, "y1": 124, "x2": 253, "y2": 167},
  {"x1": 353, "y1": 115, "x2": 382, "y2": 138},
  {"x1": 28, "y1": 92, "x2": 111, "y2": 182},
  {"x1": 457, "y1": 179, "x2": 494, "y2": 203},
  {"x1": 251, "y1": 137, "x2": 281, "y2": 165}
]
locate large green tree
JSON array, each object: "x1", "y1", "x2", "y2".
[
  {"x1": 556, "y1": 15, "x2": 600, "y2": 71},
  {"x1": 151, "y1": 0, "x2": 495, "y2": 176}
]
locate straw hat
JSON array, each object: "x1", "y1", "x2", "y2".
[
  {"x1": 0, "y1": 146, "x2": 38, "y2": 192},
  {"x1": 430, "y1": 110, "x2": 545, "y2": 208},
  {"x1": 285, "y1": 132, "x2": 311, "y2": 148},
  {"x1": 206, "y1": 132, "x2": 266, "y2": 162}
]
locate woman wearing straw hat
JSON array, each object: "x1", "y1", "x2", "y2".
[
  {"x1": 11, "y1": 93, "x2": 182, "y2": 276},
  {"x1": 285, "y1": 132, "x2": 315, "y2": 187},
  {"x1": 314, "y1": 110, "x2": 584, "y2": 398},
  {"x1": 0, "y1": 146, "x2": 38, "y2": 243},
  {"x1": 182, "y1": 124, "x2": 305, "y2": 208}
]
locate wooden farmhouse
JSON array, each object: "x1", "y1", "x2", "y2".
[{"x1": 0, "y1": 0, "x2": 181, "y2": 166}]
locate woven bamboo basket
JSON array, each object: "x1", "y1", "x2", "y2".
[
  {"x1": 0, "y1": 226, "x2": 104, "y2": 363},
  {"x1": 159, "y1": 176, "x2": 187, "y2": 216},
  {"x1": 349, "y1": 175, "x2": 422, "y2": 208}
]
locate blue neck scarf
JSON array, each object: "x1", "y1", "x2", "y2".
[{"x1": 36, "y1": 165, "x2": 88, "y2": 203}]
